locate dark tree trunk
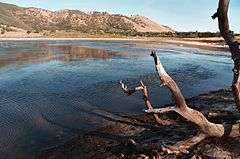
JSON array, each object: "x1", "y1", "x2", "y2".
[{"x1": 212, "y1": 0, "x2": 240, "y2": 111}]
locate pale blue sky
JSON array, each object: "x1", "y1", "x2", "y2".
[{"x1": 1, "y1": 0, "x2": 240, "y2": 32}]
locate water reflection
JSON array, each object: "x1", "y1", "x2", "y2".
[
  {"x1": 0, "y1": 40, "x2": 233, "y2": 159},
  {"x1": 0, "y1": 45, "x2": 132, "y2": 68},
  {"x1": 56, "y1": 46, "x2": 129, "y2": 60}
]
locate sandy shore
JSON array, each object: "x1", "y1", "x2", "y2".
[
  {"x1": 161, "y1": 37, "x2": 227, "y2": 51},
  {"x1": 0, "y1": 37, "x2": 229, "y2": 52},
  {"x1": 0, "y1": 37, "x2": 147, "y2": 41}
]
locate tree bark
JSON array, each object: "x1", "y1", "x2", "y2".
[
  {"x1": 120, "y1": 0, "x2": 240, "y2": 154},
  {"x1": 120, "y1": 81, "x2": 174, "y2": 126},
  {"x1": 121, "y1": 52, "x2": 240, "y2": 154},
  {"x1": 212, "y1": 0, "x2": 240, "y2": 111},
  {"x1": 147, "y1": 52, "x2": 240, "y2": 153}
]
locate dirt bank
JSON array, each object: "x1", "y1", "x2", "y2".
[{"x1": 39, "y1": 88, "x2": 240, "y2": 159}]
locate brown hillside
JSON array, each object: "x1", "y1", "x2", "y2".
[{"x1": 0, "y1": 2, "x2": 174, "y2": 33}]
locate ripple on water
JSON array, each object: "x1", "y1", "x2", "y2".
[{"x1": 0, "y1": 40, "x2": 233, "y2": 158}]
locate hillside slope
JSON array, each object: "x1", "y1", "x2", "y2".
[{"x1": 0, "y1": 2, "x2": 174, "y2": 33}]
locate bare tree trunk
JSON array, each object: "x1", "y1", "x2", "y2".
[{"x1": 212, "y1": 0, "x2": 240, "y2": 111}]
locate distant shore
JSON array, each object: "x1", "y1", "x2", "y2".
[{"x1": 0, "y1": 37, "x2": 229, "y2": 51}]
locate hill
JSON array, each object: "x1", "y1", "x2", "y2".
[{"x1": 0, "y1": 2, "x2": 174, "y2": 35}]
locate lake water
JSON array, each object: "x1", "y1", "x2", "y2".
[{"x1": 0, "y1": 40, "x2": 233, "y2": 158}]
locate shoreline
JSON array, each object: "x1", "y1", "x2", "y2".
[
  {"x1": 0, "y1": 37, "x2": 148, "y2": 41},
  {"x1": 0, "y1": 37, "x2": 229, "y2": 52},
  {"x1": 0, "y1": 37, "x2": 236, "y2": 158},
  {"x1": 41, "y1": 88, "x2": 240, "y2": 159},
  {"x1": 161, "y1": 38, "x2": 228, "y2": 51}
]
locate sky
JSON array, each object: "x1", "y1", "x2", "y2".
[{"x1": 1, "y1": 0, "x2": 240, "y2": 32}]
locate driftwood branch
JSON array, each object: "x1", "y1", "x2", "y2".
[
  {"x1": 144, "y1": 51, "x2": 240, "y2": 153},
  {"x1": 120, "y1": 81, "x2": 173, "y2": 126},
  {"x1": 162, "y1": 133, "x2": 207, "y2": 154},
  {"x1": 213, "y1": 0, "x2": 240, "y2": 111},
  {"x1": 122, "y1": 51, "x2": 240, "y2": 154},
  {"x1": 120, "y1": 51, "x2": 240, "y2": 154},
  {"x1": 120, "y1": 0, "x2": 240, "y2": 154}
]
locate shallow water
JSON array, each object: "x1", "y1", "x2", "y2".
[{"x1": 0, "y1": 40, "x2": 233, "y2": 158}]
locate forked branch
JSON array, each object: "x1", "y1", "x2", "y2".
[
  {"x1": 120, "y1": 81, "x2": 173, "y2": 126},
  {"x1": 120, "y1": 0, "x2": 240, "y2": 154},
  {"x1": 145, "y1": 51, "x2": 240, "y2": 153},
  {"x1": 122, "y1": 51, "x2": 240, "y2": 154},
  {"x1": 120, "y1": 51, "x2": 240, "y2": 154}
]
